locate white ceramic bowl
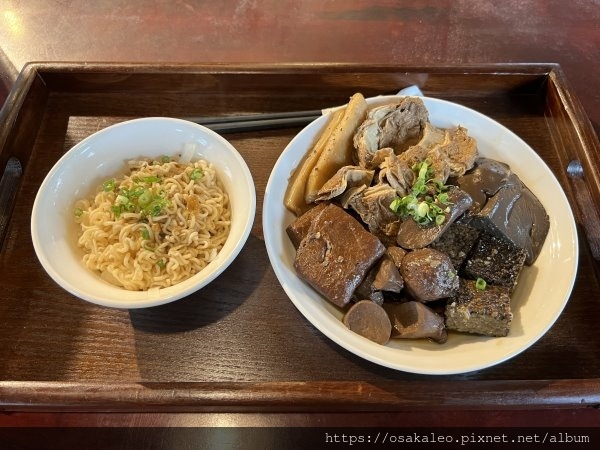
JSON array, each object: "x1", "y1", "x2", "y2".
[
  {"x1": 31, "y1": 117, "x2": 256, "y2": 309},
  {"x1": 264, "y1": 95, "x2": 578, "y2": 374}
]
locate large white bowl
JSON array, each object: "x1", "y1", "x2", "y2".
[
  {"x1": 32, "y1": 117, "x2": 256, "y2": 309},
  {"x1": 264, "y1": 95, "x2": 578, "y2": 374}
]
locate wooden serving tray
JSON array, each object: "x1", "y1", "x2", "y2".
[{"x1": 1, "y1": 63, "x2": 599, "y2": 412}]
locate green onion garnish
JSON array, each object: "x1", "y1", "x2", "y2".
[
  {"x1": 138, "y1": 190, "x2": 153, "y2": 207},
  {"x1": 108, "y1": 183, "x2": 170, "y2": 218},
  {"x1": 141, "y1": 228, "x2": 150, "y2": 240},
  {"x1": 115, "y1": 194, "x2": 129, "y2": 205},
  {"x1": 143, "y1": 176, "x2": 160, "y2": 183},
  {"x1": 128, "y1": 186, "x2": 145, "y2": 198},
  {"x1": 389, "y1": 160, "x2": 453, "y2": 226},
  {"x1": 157, "y1": 259, "x2": 166, "y2": 269},
  {"x1": 144, "y1": 197, "x2": 169, "y2": 217},
  {"x1": 103, "y1": 178, "x2": 116, "y2": 192},
  {"x1": 475, "y1": 278, "x2": 487, "y2": 291},
  {"x1": 190, "y1": 168, "x2": 204, "y2": 181}
]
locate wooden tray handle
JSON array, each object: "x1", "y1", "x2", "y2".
[{"x1": 567, "y1": 159, "x2": 600, "y2": 261}]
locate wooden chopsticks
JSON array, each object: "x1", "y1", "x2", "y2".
[{"x1": 186, "y1": 110, "x2": 323, "y2": 133}]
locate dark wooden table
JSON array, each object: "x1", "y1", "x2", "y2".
[{"x1": 1, "y1": 0, "x2": 600, "y2": 441}]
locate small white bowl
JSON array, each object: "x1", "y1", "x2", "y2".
[{"x1": 31, "y1": 117, "x2": 256, "y2": 309}]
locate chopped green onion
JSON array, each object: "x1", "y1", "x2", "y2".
[
  {"x1": 390, "y1": 197, "x2": 402, "y2": 213},
  {"x1": 157, "y1": 259, "x2": 166, "y2": 269},
  {"x1": 475, "y1": 278, "x2": 487, "y2": 291},
  {"x1": 416, "y1": 202, "x2": 429, "y2": 218},
  {"x1": 141, "y1": 228, "x2": 150, "y2": 240},
  {"x1": 144, "y1": 197, "x2": 169, "y2": 217},
  {"x1": 107, "y1": 178, "x2": 172, "y2": 218},
  {"x1": 416, "y1": 160, "x2": 432, "y2": 180},
  {"x1": 128, "y1": 186, "x2": 145, "y2": 198},
  {"x1": 143, "y1": 176, "x2": 160, "y2": 183},
  {"x1": 160, "y1": 155, "x2": 171, "y2": 163},
  {"x1": 434, "y1": 179, "x2": 448, "y2": 192},
  {"x1": 190, "y1": 168, "x2": 204, "y2": 181},
  {"x1": 74, "y1": 207, "x2": 83, "y2": 217},
  {"x1": 437, "y1": 192, "x2": 450, "y2": 204},
  {"x1": 103, "y1": 178, "x2": 116, "y2": 192},
  {"x1": 138, "y1": 190, "x2": 153, "y2": 207},
  {"x1": 389, "y1": 159, "x2": 454, "y2": 226},
  {"x1": 115, "y1": 194, "x2": 129, "y2": 205}
]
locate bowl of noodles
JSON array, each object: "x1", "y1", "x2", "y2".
[{"x1": 31, "y1": 117, "x2": 255, "y2": 309}]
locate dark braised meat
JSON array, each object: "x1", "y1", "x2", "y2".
[
  {"x1": 294, "y1": 204, "x2": 385, "y2": 308},
  {"x1": 346, "y1": 182, "x2": 401, "y2": 245},
  {"x1": 372, "y1": 255, "x2": 404, "y2": 293},
  {"x1": 397, "y1": 122, "x2": 445, "y2": 168},
  {"x1": 396, "y1": 186, "x2": 473, "y2": 250},
  {"x1": 428, "y1": 125, "x2": 478, "y2": 182},
  {"x1": 378, "y1": 152, "x2": 415, "y2": 197},
  {"x1": 315, "y1": 165, "x2": 375, "y2": 202},
  {"x1": 456, "y1": 157, "x2": 549, "y2": 264},
  {"x1": 343, "y1": 300, "x2": 392, "y2": 345},
  {"x1": 355, "y1": 252, "x2": 404, "y2": 304},
  {"x1": 400, "y1": 248, "x2": 459, "y2": 302},
  {"x1": 383, "y1": 301, "x2": 448, "y2": 343},
  {"x1": 353, "y1": 97, "x2": 429, "y2": 169},
  {"x1": 286, "y1": 202, "x2": 329, "y2": 249},
  {"x1": 385, "y1": 246, "x2": 408, "y2": 268}
]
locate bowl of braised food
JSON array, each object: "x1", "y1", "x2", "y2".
[
  {"x1": 264, "y1": 93, "x2": 578, "y2": 374},
  {"x1": 32, "y1": 117, "x2": 255, "y2": 309}
]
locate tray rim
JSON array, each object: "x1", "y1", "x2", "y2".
[
  {"x1": 1, "y1": 379, "x2": 599, "y2": 412},
  {"x1": 1, "y1": 62, "x2": 600, "y2": 412},
  {"x1": 0, "y1": 61, "x2": 567, "y2": 165}
]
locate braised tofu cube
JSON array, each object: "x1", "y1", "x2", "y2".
[{"x1": 294, "y1": 204, "x2": 385, "y2": 308}]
